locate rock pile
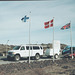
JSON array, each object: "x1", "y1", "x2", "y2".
[{"x1": 0, "y1": 58, "x2": 75, "y2": 75}]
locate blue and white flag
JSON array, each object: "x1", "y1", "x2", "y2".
[{"x1": 21, "y1": 15, "x2": 29, "y2": 22}]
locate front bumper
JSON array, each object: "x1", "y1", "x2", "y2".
[
  {"x1": 7, "y1": 54, "x2": 15, "y2": 58},
  {"x1": 62, "y1": 54, "x2": 71, "y2": 58}
]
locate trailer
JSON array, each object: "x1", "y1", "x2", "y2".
[{"x1": 45, "y1": 40, "x2": 60, "y2": 59}]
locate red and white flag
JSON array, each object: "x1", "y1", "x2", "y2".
[{"x1": 44, "y1": 19, "x2": 53, "y2": 29}]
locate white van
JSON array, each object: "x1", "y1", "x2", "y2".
[{"x1": 7, "y1": 45, "x2": 43, "y2": 61}]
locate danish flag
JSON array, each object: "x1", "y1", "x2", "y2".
[{"x1": 44, "y1": 19, "x2": 53, "y2": 29}]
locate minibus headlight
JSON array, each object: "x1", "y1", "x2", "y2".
[{"x1": 12, "y1": 52, "x2": 16, "y2": 54}]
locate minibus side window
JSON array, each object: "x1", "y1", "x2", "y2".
[
  {"x1": 26, "y1": 46, "x2": 29, "y2": 50},
  {"x1": 26, "y1": 46, "x2": 32, "y2": 50},
  {"x1": 33, "y1": 46, "x2": 40, "y2": 50},
  {"x1": 40, "y1": 46, "x2": 42, "y2": 49},
  {"x1": 20, "y1": 46, "x2": 25, "y2": 50}
]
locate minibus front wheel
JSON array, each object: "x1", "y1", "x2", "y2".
[{"x1": 14, "y1": 54, "x2": 20, "y2": 61}]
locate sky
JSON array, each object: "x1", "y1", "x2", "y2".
[{"x1": 0, "y1": 0, "x2": 75, "y2": 46}]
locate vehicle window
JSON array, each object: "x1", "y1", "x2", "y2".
[
  {"x1": 40, "y1": 46, "x2": 42, "y2": 49},
  {"x1": 63, "y1": 50, "x2": 71, "y2": 54},
  {"x1": 26, "y1": 46, "x2": 29, "y2": 50},
  {"x1": 30, "y1": 46, "x2": 32, "y2": 50},
  {"x1": 13, "y1": 46, "x2": 20, "y2": 50},
  {"x1": 73, "y1": 47, "x2": 75, "y2": 50},
  {"x1": 33, "y1": 46, "x2": 40, "y2": 50},
  {"x1": 20, "y1": 46, "x2": 25, "y2": 50},
  {"x1": 65, "y1": 46, "x2": 70, "y2": 50},
  {"x1": 73, "y1": 47, "x2": 75, "y2": 53},
  {"x1": 69, "y1": 50, "x2": 71, "y2": 54},
  {"x1": 26, "y1": 46, "x2": 32, "y2": 50}
]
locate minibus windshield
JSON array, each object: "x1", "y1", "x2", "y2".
[{"x1": 13, "y1": 46, "x2": 20, "y2": 50}]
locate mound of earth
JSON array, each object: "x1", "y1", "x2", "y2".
[{"x1": 0, "y1": 58, "x2": 75, "y2": 75}]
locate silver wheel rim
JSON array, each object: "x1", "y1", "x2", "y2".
[
  {"x1": 36, "y1": 55, "x2": 40, "y2": 59},
  {"x1": 16, "y1": 55, "x2": 20, "y2": 61},
  {"x1": 55, "y1": 55, "x2": 58, "y2": 59}
]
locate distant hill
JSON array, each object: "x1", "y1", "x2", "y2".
[
  {"x1": 0, "y1": 43, "x2": 67, "y2": 53},
  {"x1": 0, "y1": 44, "x2": 14, "y2": 53},
  {"x1": 41, "y1": 43, "x2": 67, "y2": 50}
]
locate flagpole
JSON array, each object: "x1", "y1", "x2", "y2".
[
  {"x1": 53, "y1": 17, "x2": 54, "y2": 62},
  {"x1": 29, "y1": 11, "x2": 31, "y2": 63},
  {"x1": 70, "y1": 21, "x2": 73, "y2": 59}
]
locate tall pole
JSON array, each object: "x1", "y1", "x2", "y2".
[
  {"x1": 6, "y1": 40, "x2": 9, "y2": 56},
  {"x1": 70, "y1": 21, "x2": 73, "y2": 59},
  {"x1": 29, "y1": 11, "x2": 31, "y2": 63},
  {"x1": 53, "y1": 17, "x2": 54, "y2": 62}
]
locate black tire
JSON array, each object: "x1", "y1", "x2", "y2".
[
  {"x1": 35, "y1": 54, "x2": 40, "y2": 60},
  {"x1": 14, "y1": 55, "x2": 20, "y2": 61},
  {"x1": 54, "y1": 54, "x2": 59, "y2": 59}
]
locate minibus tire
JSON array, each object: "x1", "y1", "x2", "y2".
[
  {"x1": 35, "y1": 54, "x2": 40, "y2": 60},
  {"x1": 14, "y1": 55, "x2": 20, "y2": 61}
]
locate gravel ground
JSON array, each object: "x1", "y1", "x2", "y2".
[{"x1": 0, "y1": 58, "x2": 75, "y2": 75}]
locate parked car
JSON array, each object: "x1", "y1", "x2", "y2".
[
  {"x1": 7, "y1": 44, "x2": 43, "y2": 61},
  {"x1": 62, "y1": 46, "x2": 75, "y2": 58}
]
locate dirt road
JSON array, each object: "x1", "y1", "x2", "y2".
[{"x1": 0, "y1": 56, "x2": 60, "y2": 65}]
